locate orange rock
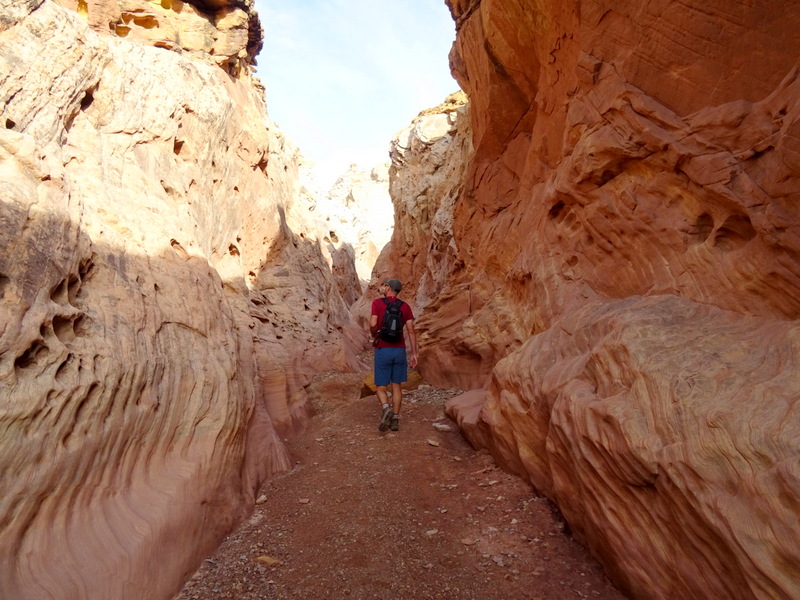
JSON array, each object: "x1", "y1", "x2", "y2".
[{"x1": 397, "y1": 1, "x2": 800, "y2": 598}]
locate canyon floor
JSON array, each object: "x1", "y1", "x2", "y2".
[{"x1": 175, "y1": 358, "x2": 629, "y2": 600}]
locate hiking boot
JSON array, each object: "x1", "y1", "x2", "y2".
[
  {"x1": 390, "y1": 415, "x2": 399, "y2": 431},
  {"x1": 379, "y1": 407, "x2": 394, "y2": 431}
]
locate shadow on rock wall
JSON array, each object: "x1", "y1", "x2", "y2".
[{"x1": 0, "y1": 2, "x2": 364, "y2": 598}]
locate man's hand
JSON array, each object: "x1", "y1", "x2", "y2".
[{"x1": 409, "y1": 353, "x2": 418, "y2": 369}]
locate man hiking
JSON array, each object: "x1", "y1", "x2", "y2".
[{"x1": 370, "y1": 278, "x2": 418, "y2": 431}]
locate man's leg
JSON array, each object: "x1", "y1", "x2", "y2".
[
  {"x1": 390, "y1": 382, "x2": 402, "y2": 414},
  {"x1": 389, "y1": 348, "x2": 408, "y2": 431},
  {"x1": 374, "y1": 349, "x2": 395, "y2": 431},
  {"x1": 376, "y1": 385, "x2": 390, "y2": 407}
]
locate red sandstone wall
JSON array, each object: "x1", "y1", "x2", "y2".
[{"x1": 431, "y1": 2, "x2": 800, "y2": 599}]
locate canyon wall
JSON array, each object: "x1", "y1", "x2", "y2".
[
  {"x1": 352, "y1": 92, "x2": 472, "y2": 332},
  {"x1": 0, "y1": 1, "x2": 362, "y2": 599},
  {"x1": 312, "y1": 162, "x2": 393, "y2": 293},
  {"x1": 392, "y1": 1, "x2": 800, "y2": 599}
]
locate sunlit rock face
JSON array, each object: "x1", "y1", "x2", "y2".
[
  {"x1": 0, "y1": 2, "x2": 360, "y2": 599},
  {"x1": 316, "y1": 162, "x2": 393, "y2": 294},
  {"x1": 430, "y1": 1, "x2": 800, "y2": 599},
  {"x1": 351, "y1": 93, "x2": 472, "y2": 334},
  {"x1": 54, "y1": 0, "x2": 262, "y2": 76}
]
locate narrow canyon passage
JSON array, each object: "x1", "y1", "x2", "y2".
[{"x1": 175, "y1": 366, "x2": 628, "y2": 600}]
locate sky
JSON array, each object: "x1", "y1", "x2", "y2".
[{"x1": 253, "y1": 0, "x2": 460, "y2": 188}]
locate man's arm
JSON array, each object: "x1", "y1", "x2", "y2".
[
  {"x1": 405, "y1": 319, "x2": 418, "y2": 368},
  {"x1": 370, "y1": 313, "x2": 379, "y2": 337}
]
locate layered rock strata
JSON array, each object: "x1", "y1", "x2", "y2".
[
  {"x1": 392, "y1": 2, "x2": 800, "y2": 599},
  {"x1": 0, "y1": 1, "x2": 361, "y2": 599}
]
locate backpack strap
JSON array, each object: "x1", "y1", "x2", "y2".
[{"x1": 382, "y1": 298, "x2": 403, "y2": 308}]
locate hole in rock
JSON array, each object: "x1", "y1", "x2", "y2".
[
  {"x1": 78, "y1": 255, "x2": 96, "y2": 280},
  {"x1": 15, "y1": 341, "x2": 49, "y2": 371},
  {"x1": 598, "y1": 169, "x2": 617, "y2": 185},
  {"x1": 713, "y1": 214, "x2": 757, "y2": 251},
  {"x1": 53, "y1": 315, "x2": 77, "y2": 344},
  {"x1": 329, "y1": 231, "x2": 339, "y2": 243},
  {"x1": 161, "y1": 180, "x2": 175, "y2": 195},
  {"x1": 77, "y1": 0, "x2": 88, "y2": 17},
  {"x1": 65, "y1": 274, "x2": 82, "y2": 305},
  {"x1": 5, "y1": 118, "x2": 15, "y2": 129},
  {"x1": 115, "y1": 24, "x2": 131, "y2": 37},
  {"x1": 173, "y1": 139, "x2": 184, "y2": 155},
  {"x1": 72, "y1": 315, "x2": 89, "y2": 337},
  {"x1": 80, "y1": 90, "x2": 94, "y2": 111},
  {"x1": 0, "y1": 274, "x2": 10, "y2": 297},
  {"x1": 51, "y1": 278, "x2": 70, "y2": 304},
  {"x1": 548, "y1": 201, "x2": 566, "y2": 220},
  {"x1": 228, "y1": 244, "x2": 240, "y2": 257},
  {"x1": 132, "y1": 15, "x2": 159, "y2": 29}
]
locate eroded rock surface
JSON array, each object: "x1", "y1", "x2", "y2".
[
  {"x1": 387, "y1": 2, "x2": 800, "y2": 599},
  {"x1": 351, "y1": 92, "x2": 472, "y2": 334},
  {"x1": 0, "y1": 2, "x2": 361, "y2": 599},
  {"x1": 312, "y1": 162, "x2": 393, "y2": 294}
]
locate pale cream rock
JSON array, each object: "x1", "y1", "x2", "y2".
[
  {"x1": 0, "y1": 2, "x2": 360, "y2": 600},
  {"x1": 319, "y1": 162, "x2": 393, "y2": 287}
]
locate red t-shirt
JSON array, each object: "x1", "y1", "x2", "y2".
[{"x1": 371, "y1": 297, "x2": 414, "y2": 348}]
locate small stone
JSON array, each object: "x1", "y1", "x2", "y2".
[
  {"x1": 461, "y1": 538, "x2": 476, "y2": 546},
  {"x1": 299, "y1": 498, "x2": 310, "y2": 504},
  {"x1": 427, "y1": 439, "x2": 440, "y2": 447},
  {"x1": 432, "y1": 422, "x2": 452, "y2": 432},
  {"x1": 425, "y1": 529, "x2": 439, "y2": 536},
  {"x1": 255, "y1": 495, "x2": 267, "y2": 504}
]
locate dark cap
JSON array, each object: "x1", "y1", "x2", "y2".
[{"x1": 384, "y1": 278, "x2": 402, "y2": 293}]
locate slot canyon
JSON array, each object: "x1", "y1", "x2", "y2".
[{"x1": 1, "y1": 1, "x2": 798, "y2": 600}]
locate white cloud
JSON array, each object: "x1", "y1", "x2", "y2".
[{"x1": 254, "y1": 0, "x2": 459, "y2": 188}]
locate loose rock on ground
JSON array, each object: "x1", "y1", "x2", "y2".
[{"x1": 175, "y1": 366, "x2": 628, "y2": 600}]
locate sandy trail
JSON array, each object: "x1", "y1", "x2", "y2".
[{"x1": 176, "y1": 368, "x2": 628, "y2": 600}]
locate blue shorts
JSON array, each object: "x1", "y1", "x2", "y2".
[{"x1": 374, "y1": 347, "x2": 408, "y2": 386}]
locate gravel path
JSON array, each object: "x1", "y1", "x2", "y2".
[{"x1": 175, "y1": 368, "x2": 629, "y2": 600}]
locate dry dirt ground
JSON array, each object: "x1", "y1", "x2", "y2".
[{"x1": 175, "y1": 362, "x2": 629, "y2": 600}]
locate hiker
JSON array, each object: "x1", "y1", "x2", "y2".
[{"x1": 370, "y1": 278, "x2": 418, "y2": 431}]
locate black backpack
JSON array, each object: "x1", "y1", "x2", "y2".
[{"x1": 379, "y1": 298, "x2": 405, "y2": 343}]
